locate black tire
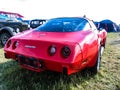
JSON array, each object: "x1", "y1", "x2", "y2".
[
  {"x1": 89, "y1": 46, "x2": 102, "y2": 74},
  {"x1": 0, "y1": 32, "x2": 11, "y2": 46}
]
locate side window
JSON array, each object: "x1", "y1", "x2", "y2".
[
  {"x1": 75, "y1": 20, "x2": 91, "y2": 31},
  {"x1": 83, "y1": 22, "x2": 91, "y2": 30},
  {"x1": 89, "y1": 21, "x2": 97, "y2": 30}
]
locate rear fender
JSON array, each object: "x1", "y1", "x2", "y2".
[
  {"x1": 74, "y1": 42, "x2": 83, "y2": 62},
  {"x1": 87, "y1": 38, "x2": 100, "y2": 67}
]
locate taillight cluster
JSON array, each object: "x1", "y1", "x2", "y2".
[
  {"x1": 6, "y1": 40, "x2": 19, "y2": 49},
  {"x1": 6, "y1": 40, "x2": 11, "y2": 48},
  {"x1": 12, "y1": 41, "x2": 19, "y2": 49},
  {"x1": 61, "y1": 46, "x2": 71, "y2": 58},
  {"x1": 48, "y1": 45, "x2": 56, "y2": 56},
  {"x1": 48, "y1": 45, "x2": 71, "y2": 58}
]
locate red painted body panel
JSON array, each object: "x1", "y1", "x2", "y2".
[{"x1": 4, "y1": 18, "x2": 107, "y2": 75}]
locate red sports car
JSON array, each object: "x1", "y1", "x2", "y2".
[{"x1": 4, "y1": 17, "x2": 107, "y2": 75}]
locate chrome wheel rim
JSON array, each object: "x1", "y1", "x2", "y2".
[
  {"x1": 97, "y1": 47, "x2": 101, "y2": 71},
  {"x1": 1, "y1": 35, "x2": 9, "y2": 45}
]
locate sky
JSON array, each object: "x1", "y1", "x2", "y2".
[{"x1": 0, "y1": 0, "x2": 120, "y2": 24}]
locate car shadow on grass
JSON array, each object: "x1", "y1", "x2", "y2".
[
  {"x1": 1, "y1": 60, "x2": 95, "y2": 90},
  {"x1": 110, "y1": 40, "x2": 120, "y2": 45}
]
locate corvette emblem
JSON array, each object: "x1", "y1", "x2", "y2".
[{"x1": 25, "y1": 45, "x2": 36, "y2": 49}]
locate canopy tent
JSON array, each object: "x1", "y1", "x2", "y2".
[
  {"x1": 100, "y1": 19, "x2": 113, "y2": 23},
  {"x1": 0, "y1": 11, "x2": 24, "y2": 22},
  {"x1": 0, "y1": 11, "x2": 24, "y2": 18},
  {"x1": 94, "y1": 21, "x2": 99, "y2": 29},
  {"x1": 99, "y1": 19, "x2": 117, "y2": 32}
]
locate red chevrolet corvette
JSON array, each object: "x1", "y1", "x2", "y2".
[{"x1": 4, "y1": 17, "x2": 107, "y2": 75}]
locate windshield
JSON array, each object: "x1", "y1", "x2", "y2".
[{"x1": 36, "y1": 17, "x2": 87, "y2": 32}]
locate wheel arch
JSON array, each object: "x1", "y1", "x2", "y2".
[{"x1": 0, "y1": 26, "x2": 14, "y2": 36}]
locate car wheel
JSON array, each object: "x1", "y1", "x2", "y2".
[
  {"x1": 90, "y1": 46, "x2": 102, "y2": 74},
  {"x1": 0, "y1": 33, "x2": 11, "y2": 46}
]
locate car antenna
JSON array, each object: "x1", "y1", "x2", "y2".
[{"x1": 83, "y1": 15, "x2": 86, "y2": 18}]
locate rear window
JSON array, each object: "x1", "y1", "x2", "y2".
[{"x1": 36, "y1": 17, "x2": 89, "y2": 32}]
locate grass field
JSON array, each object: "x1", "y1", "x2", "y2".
[{"x1": 0, "y1": 33, "x2": 120, "y2": 90}]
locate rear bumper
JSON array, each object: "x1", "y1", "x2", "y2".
[{"x1": 4, "y1": 52, "x2": 82, "y2": 75}]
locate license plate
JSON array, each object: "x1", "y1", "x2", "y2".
[{"x1": 18, "y1": 55, "x2": 42, "y2": 68}]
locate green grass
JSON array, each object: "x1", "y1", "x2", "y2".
[{"x1": 0, "y1": 33, "x2": 120, "y2": 90}]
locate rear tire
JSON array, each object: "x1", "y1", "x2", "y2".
[{"x1": 0, "y1": 32, "x2": 11, "y2": 46}]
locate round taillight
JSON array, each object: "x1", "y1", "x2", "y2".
[
  {"x1": 61, "y1": 46, "x2": 71, "y2": 58},
  {"x1": 12, "y1": 41, "x2": 19, "y2": 49},
  {"x1": 48, "y1": 45, "x2": 56, "y2": 56},
  {"x1": 6, "y1": 40, "x2": 11, "y2": 48}
]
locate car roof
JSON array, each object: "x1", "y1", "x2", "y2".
[{"x1": 49, "y1": 17, "x2": 91, "y2": 22}]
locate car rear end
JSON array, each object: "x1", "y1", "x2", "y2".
[{"x1": 4, "y1": 38, "x2": 83, "y2": 75}]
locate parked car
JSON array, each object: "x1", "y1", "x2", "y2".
[
  {"x1": 0, "y1": 19, "x2": 29, "y2": 46},
  {"x1": 4, "y1": 17, "x2": 107, "y2": 75},
  {"x1": 30, "y1": 19, "x2": 46, "y2": 29}
]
